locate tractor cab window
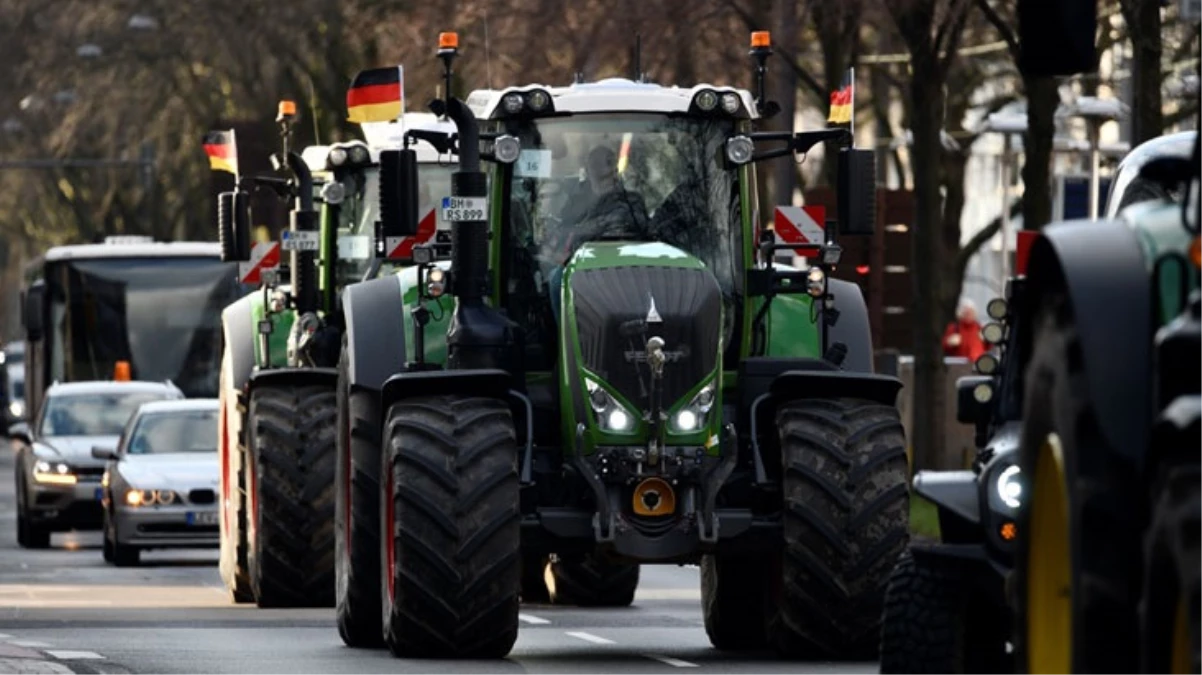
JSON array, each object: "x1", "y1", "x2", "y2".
[
  {"x1": 344, "y1": 163, "x2": 456, "y2": 281},
  {"x1": 505, "y1": 113, "x2": 741, "y2": 300}
]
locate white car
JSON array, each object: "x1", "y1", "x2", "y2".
[
  {"x1": 94, "y1": 399, "x2": 220, "y2": 566},
  {"x1": 14, "y1": 380, "x2": 185, "y2": 548}
]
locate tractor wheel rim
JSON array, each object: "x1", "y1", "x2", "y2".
[
  {"x1": 1171, "y1": 597, "x2": 1191, "y2": 674},
  {"x1": 385, "y1": 461, "x2": 395, "y2": 600},
  {"x1": 1027, "y1": 433, "x2": 1072, "y2": 674}
]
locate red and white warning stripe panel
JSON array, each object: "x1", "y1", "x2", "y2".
[
  {"x1": 238, "y1": 241, "x2": 280, "y2": 284},
  {"x1": 384, "y1": 208, "x2": 437, "y2": 260},
  {"x1": 773, "y1": 205, "x2": 826, "y2": 256}
]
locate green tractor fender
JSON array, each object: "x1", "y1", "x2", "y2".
[
  {"x1": 1019, "y1": 220, "x2": 1153, "y2": 467},
  {"x1": 341, "y1": 275, "x2": 410, "y2": 394},
  {"x1": 247, "y1": 367, "x2": 339, "y2": 393}
]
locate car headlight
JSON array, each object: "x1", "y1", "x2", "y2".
[
  {"x1": 585, "y1": 378, "x2": 636, "y2": 433},
  {"x1": 125, "y1": 489, "x2": 178, "y2": 506},
  {"x1": 995, "y1": 464, "x2": 1023, "y2": 509},
  {"x1": 8, "y1": 400, "x2": 24, "y2": 419},
  {"x1": 670, "y1": 383, "x2": 716, "y2": 433},
  {"x1": 33, "y1": 459, "x2": 76, "y2": 485}
]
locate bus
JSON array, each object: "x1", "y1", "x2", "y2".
[{"x1": 21, "y1": 237, "x2": 251, "y2": 421}]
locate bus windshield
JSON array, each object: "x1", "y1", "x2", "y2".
[{"x1": 43, "y1": 256, "x2": 244, "y2": 398}]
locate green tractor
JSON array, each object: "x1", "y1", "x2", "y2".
[
  {"x1": 334, "y1": 31, "x2": 909, "y2": 657},
  {"x1": 214, "y1": 94, "x2": 458, "y2": 607},
  {"x1": 1012, "y1": 127, "x2": 1200, "y2": 674}
]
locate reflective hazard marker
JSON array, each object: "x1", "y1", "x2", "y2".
[
  {"x1": 385, "y1": 209, "x2": 437, "y2": 260},
  {"x1": 773, "y1": 205, "x2": 826, "y2": 255},
  {"x1": 238, "y1": 241, "x2": 280, "y2": 284}
]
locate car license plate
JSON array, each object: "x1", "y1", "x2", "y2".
[
  {"x1": 187, "y1": 511, "x2": 218, "y2": 526},
  {"x1": 94, "y1": 488, "x2": 104, "y2": 501}
]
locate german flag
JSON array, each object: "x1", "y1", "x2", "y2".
[
  {"x1": 202, "y1": 130, "x2": 238, "y2": 175},
  {"x1": 827, "y1": 69, "x2": 853, "y2": 125},
  {"x1": 347, "y1": 66, "x2": 403, "y2": 124}
]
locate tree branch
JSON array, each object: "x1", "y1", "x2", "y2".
[
  {"x1": 973, "y1": 0, "x2": 1020, "y2": 62},
  {"x1": 938, "y1": 0, "x2": 975, "y2": 74},
  {"x1": 954, "y1": 198, "x2": 1020, "y2": 277}
]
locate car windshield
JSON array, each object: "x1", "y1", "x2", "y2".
[
  {"x1": 40, "y1": 391, "x2": 173, "y2": 437},
  {"x1": 506, "y1": 113, "x2": 740, "y2": 297},
  {"x1": 127, "y1": 409, "x2": 218, "y2": 454},
  {"x1": 337, "y1": 162, "x2": 456, "y2": 282}
]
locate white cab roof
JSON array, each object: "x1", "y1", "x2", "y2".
[{"x1": 465, "y1": 78, "x2": 758, "y2": 119}]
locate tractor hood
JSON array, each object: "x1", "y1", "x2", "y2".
[{"x1": 564, "y1": 242, "x2": 723, "y2": 430}]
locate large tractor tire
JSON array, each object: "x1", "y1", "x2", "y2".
[
  {"x1": 547, "y1": 553, "x2": 639, "y2": 607},
  {"x1": 247, "y1": 383, "x2": 337, "y2": 608},
  {"x1": 381, "y1": 396, "x2": 521, "y2": 658},
  {"x1": 218, "y1": 350, "x2": 253, "y2": 603},
  {"x1": 769, "y1": 397, "x2": 909, "y2": 658},
  {"x1": 879, "y1": 552, "x2": 1010, "y2": 673},
  {"x1": 1138, "y1": 461, "x2": 1201, "y2": 674},
  {"x1": 700, "y1": 554, "x2": 771, "y2": 650},
  {"x1": 1014, "y1": 294, "x2": 1142, "y2": 673},
  {"x1": 335, "y1": 342, "x2": 384, "y2": 647}
]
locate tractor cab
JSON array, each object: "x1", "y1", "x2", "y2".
[{"x1": 308, "y1": 113, "x2": 459, "y2": 287}]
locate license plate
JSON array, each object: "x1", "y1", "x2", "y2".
[
  {"x1": 94, "y1": 488, "x2": 104, "y2": 501},
  {"x1": 187, "y1": 511, "x2": 218, "y2": 526},
  {"x1": 440, "y1": 196, "x2": 488, "y2": 222},
  {"x1": 280, "y1": 230, "x2": 320, "y2": 251}
]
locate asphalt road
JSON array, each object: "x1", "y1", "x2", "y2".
[{"x1": 0, "y1": 448, "x2": 876, "y2": 674}]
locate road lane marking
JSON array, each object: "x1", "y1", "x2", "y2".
[
  {"x1": 46, "y1": 651, "x2": 105, "y2": 660},
  {"x1": 8, "y1": 640, "x2": 50, "y2": 647},
  {"x1": 518, "y1": 613, "x2": 549, "y2": 625},
  {"x1": 565, "y1": 631, "x2": 614, "y2": 645},
  {"x1": 645, "y1": 654, "x2": 699, "y2": 667}
]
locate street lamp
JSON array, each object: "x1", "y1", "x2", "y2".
[
  {"x1": 982, "y1": 111, "x2": 1029, "y2": 286},
  {"x1": 1056, "y1": 96, "x2": 1128, "y2": 219}
]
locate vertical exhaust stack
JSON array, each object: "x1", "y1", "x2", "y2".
[{"x1": 433, "y1": 32, "x2": 519, "y2": 372}]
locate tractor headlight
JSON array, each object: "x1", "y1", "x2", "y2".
[
  {"x1": 426, "y1": 268, "x2": 446, "y2": 298},
  {"x1": 8, "y1": 400, "x2": 23, "y2": 419},
  {"x1": 995, "y1": 464, "x2": 1023, "y2": 509},
  {"x1": 806, "y1": 267, "x2": 826, "y2": 297},
  {"x1": 725, "y1": 136, "x2": 754, "y2": 165},
  {"x1": 348, "y1": 144, "x2": 370, "y2": 165},
  {"x1": 526, "y1": 89, "x2": 551, "y2": 112},
  {"x1": 586, "y1": 378, "x2": 636, "y2": 433},
  {"x1": 320, "y1": 181, "x2": 346, "y2": 205},
  {"x1": 493, "y1": 135, "x2": 521, "y2": 164},
  {"x1": 33, "y1": 459, "x2": 76, "y2": 485},
  {"x1": 670, "y1": 383, "x2": 716, "y2": 433},
  {"x1": 694, "y1": 89, "x2": 719, "y2": 111},
  {"x1": 502, "y1": 93, "x2": 524, "y2": 114},
  {"x1": 720, "y1": 92, "x2": 741, "y2": 114},
  {"x1": 328, "y1": 147, "x2": 348, "y2": 167}
]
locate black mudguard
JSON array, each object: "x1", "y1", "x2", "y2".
[
  {"x1": 824, "y1": 277, "x2": 876, "y2": 374},
  {"x1": 1022, "y1": 220, "x2": 1153, "y2": 466},
  {"x1": 379, "y1": 369, "x2": 512, "y2": 414},
  {"x1": 222, "y1": 295, "x2": 258, "y2": 393},
  {"x1": 247, "y1": 367, "x2": 339, "y2": 394},
  {"x1": 912, "y1": 470, "x2": 981, "y2": 526},
  {"x1": 341, "y1": 275, "x2": 408, "y2": 394},
  {"x1": 769, "y1": 369, "x2": 903, "y2": 407},
  {"x1": 907, "y1": 542, "x2": 1009, "y2": 600}
]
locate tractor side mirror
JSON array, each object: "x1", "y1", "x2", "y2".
[
  {"x1": 956, "y1": 375, "x2": 995, "y2": 425},
  {"x1": 22, "y1": 284, "x2": 44, "y2": 342},
  {"x1": 377, "y1": 148, "x2": 420, "y2": 258},
  {"x1": 837, "y1": 148, "x2": 876, "y2": 236},
  {"x1": 218, "y1": 191, "x2": 253, "y2": 262}
]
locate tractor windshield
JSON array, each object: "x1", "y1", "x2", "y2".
[
  {"x1": 506, "y1": 113, "x2": 741, "y2": 297},
  {"x1": 337, "y1": 163, "x2": 456, "y2": 282}
]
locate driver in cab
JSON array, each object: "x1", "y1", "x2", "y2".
[{"x1": 547, "y1": 144, "x2": 649, "y2": 322}]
